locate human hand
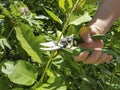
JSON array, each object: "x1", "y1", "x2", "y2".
[{"x1": 73, "y1": 26, "x2": 113, "y2": 64}]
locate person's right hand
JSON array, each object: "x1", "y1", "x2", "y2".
[{"x1": 73, "y1": 26, "x2": 113, "y2": 64}]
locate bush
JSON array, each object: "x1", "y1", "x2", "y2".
[{"x1": 0, "y1": 0, "x2": 120, "y2": 90}]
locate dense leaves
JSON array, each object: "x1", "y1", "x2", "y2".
[
  {"x1": 0, "y1": 0, "x2": 120, "y2": 90},
  {"x1": 2, "y1": 60, "x2": 38, "y2": 86},
  {"x1": 15, "y1": 22, "x2": 44, "y2": 63}
]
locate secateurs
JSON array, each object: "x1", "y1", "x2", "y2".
[
  {"x1": 40, "y1": 34, "x2": 104, "y2": 50},
  {"x1": 40, "y1": 34, "x2": 75, "y2": 51},
  {"x1": 39, "y1": 34, "x2": 118, "y2": 59}
]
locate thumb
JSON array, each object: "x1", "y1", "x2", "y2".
[{"x1": 79, "y1": 26, "x2": 93, "y2": 44}]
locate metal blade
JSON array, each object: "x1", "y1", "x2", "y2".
[
  {"x1": 39, "y1": 41, "x2": 56, "y2": 47},
  {"x1": 40, "y1": 46, "x2": 61, "y2": 51}
]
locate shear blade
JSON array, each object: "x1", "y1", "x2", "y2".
[
  {"x1": 40, "y1": 41, "x2": 62, "y2": 51},
  {"x1": 40, "y1": 46, "x2": 61, "y2": 51},
  {"x1": 40, "y1": 41, "x2": 56, "y2": 47}
]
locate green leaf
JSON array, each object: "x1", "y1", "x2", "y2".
[
  {"x1": 58, "y1": 0, "x2": 66, "y2": 11},
  {"x1": 0, "y1": 38, "x2": 11, "y2": 50},
  {"x1": 35, "y1": 83, "x2": 66, "y2": 90},
  {"x1": 58, "y1": 0, "x2": 73, "y2": 12},
  {"x1": 44, "y1": 7, "x2": 62, "y2": 24},
  {"x1": 15, "y1": 22, "x2": 44, "y2": 63},
  {"x1": 46, "y1": 70, "x2": 55, "y2": 77},
  {"x1": 56, "y1": 30, "x2": 63, "y2": 40},
  {"x1": 9, "y1": 3, "x2": 21, "y2": 17},
  {"x1": 1, "y1": 60, "x2": 38, "y2": 86},
  {"x1": 66, "y1": 25, "x2": 76, "y2": 35},
  {"x1": 1, "y1": 61, "x2": 14, "y2": 74},
  {"x1": 56, "y1": 86, "x2": 67, "y2": 90},
  {"x1": 67, "y1": 0, "x2": 73, "y2": 9},
  {"x1": 0, "y1": 4, "x2": 12, "y2": 18},
  {"x1": 69, "y1": 12, "x2": 92, "y2": 25},
  {"x1": 0, "y1": 15, "x2": 5, "y2": 19},
  {"x1": 46, "y1": 70, "x2": 55, "y2": 84}
]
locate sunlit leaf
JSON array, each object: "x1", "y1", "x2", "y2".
[
  {"x1": 44, "y1": 7, "x2": 62, "y2": 24},
  {"x1": 15, "y1": 22, "x2": 44, "y2": 63},
  {"x1": 0, "y1": 38, "x2": 11, "y2": 49},
  {"x1": 56, "y1": 86, "x2": 67, "y2": 90},
  {"x1": 67, "y1": 0, "x2": 73, "y2": 9},
  {"x1": 58, "y1": 0, "x2": 66, "y2": 11},
  {"x1": 46, "y1": 70, "x2": 54, "y2": 77},
  {"x1": 0, "y1": 15, "x2": 5, "y2": 18},
  {"x1": 2, "y1": 60, "x2": 38, "y2": 86},
  {"x1": 69, "y1": 12, "x2": 92, "y2": 25},
  {"x1": 56, "y1": 30, "x2": 63, "y2": 40},
  {"x1": 46, "y1": 70, "x2": 55, "y2": 84},
  {"x1": 59, "y1": 0, "x2": 73, "y2": 12},
  {"x1": 0, "y1": 4, "x2": 12, "y2": 18}
]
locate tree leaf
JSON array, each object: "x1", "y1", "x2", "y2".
[
  {"x1": 0, "y1": 4, "x2": 12, "y2": 18},
  {"x1": 67, "y1": 0, "x2": 73, "y2": 9},
  {"x1": 0, "y1": 38, "x2": 12, "y2": 49},
  {"x1": 0, "y1": 14, "x2": 5, "y2": 18},
  {"x1": 58, "y1": 0, "x2": 73, "y2": 12},
  {"x1": 69, "y1": 12, "x2": 92, "y2": 25},
  {"x1": 58, "y1": 0, "x2": 66, "y2": 11},
  {"x1": 1, "y1": 60, "x2": 38, "y2": 86},
  {"x1": 1, "y1": 61, "x2": 14, "y2": 74},
  {"x1": 15, "y1": 22, "x2": 44, "y2": 63},
  {"x1": 56, "y1": 86, "x2": 67, "y2": 90},
  {"x1": 44, "y1": 7, "x2": 62, "y2": 24}
]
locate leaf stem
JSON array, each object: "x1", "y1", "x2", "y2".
[
  {"x1": 32, "y1": 51, "x2": 56, "y2": 89},
  {"x1": 56, "y1": 0, "x2": 87, "y2": 44},
  {"x1": 32, "y1": 0, "x2": 86, "y2": 89},
  {"x1": 56, "y1": 0, "x2": 81, "y2": 44},
  {"x1": 7, "y1": 24, "x2": 15, "y2": 39}
]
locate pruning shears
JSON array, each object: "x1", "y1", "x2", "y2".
[{"x1": 40, "y1": 34, "x2": 118, "y2": 59}]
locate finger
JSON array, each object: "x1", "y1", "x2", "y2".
[
  {"x1": 83, "y1": 51, "x2": 102, "y2": 64},
  {"x1": 73, "y1": 51, "x2": 89, "y2": 62},
  {"x1": 94, "y1": 53, "x2": 109, "y2": 64},
  {"x1": 79, "y1": 27, "x2": 93, "y2": 43},
  {"x1": 81, "y1": 31, "x2": 93, "y2": 44},
  {"x1": 104, "y1": 55, "x2": 113, "y2": 63}
]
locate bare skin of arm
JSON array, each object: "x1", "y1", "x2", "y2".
[{"x1": 73, "y1": 0, "x2": 120, "y2": 64}]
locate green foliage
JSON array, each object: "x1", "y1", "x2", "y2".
[
  {"x1": 1, "y1": 60, "x2": 38, "y2": 86},
  {"x1": 0, "y1": 0, "x2": 120, "y2": 90},
  {"x1": 15, "y1": 22, "x2": 44, "y2": 63},
  {"x1": 44, "y1": 7, "x2": 62, "y2": 24},
  {"x1": 69, "y1": 12, "x2": 92, "y2": 25}
]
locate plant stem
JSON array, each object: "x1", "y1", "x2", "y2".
[
  {"x1": 39, "y1": 52, "x2": 55, "y2": 84},
  {"x1": 7, "y1": 26, "x2": 15, "y2": 39},
  {"x1": 32, "y1": 51, "x2": 56, "y2": 89},
  {"x1": 0, "y1": 23, "x2": 15, "y2": 52},
  {"x1": 32, "y1": 0, "x2": 86, "y2": 89},
  {"x1": 56, "y1": 0, "x2": 81, "y2": 44}
]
